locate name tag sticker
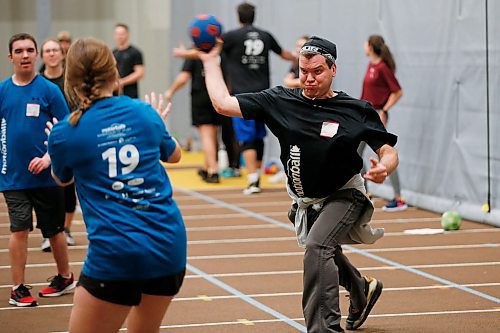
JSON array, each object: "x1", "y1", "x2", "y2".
[
  {"x1": 320, "y1": 121, "x2": 339, "y2": 138},
  {"x1": 26, "y1": 103, "x2": 40, "y2": 117}
]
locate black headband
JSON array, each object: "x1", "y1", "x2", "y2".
[{"x1": 300, "y1": 36, "x2": 337, "y2": 62}]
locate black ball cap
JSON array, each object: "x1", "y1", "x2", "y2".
[{"x1": 301, "y1": 36, "x2": 337, "y2": 62}]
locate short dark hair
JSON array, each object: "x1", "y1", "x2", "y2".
[
  {"x1": 301, "y1": 52, "x2": 334, "y2": 68},
  {"x1": 237, "y1": 2, "x2": 255, "y2": 24},
  {"x1": 9, "y1": 33, "x2": 37, "y2": 54},
  {"x1": 115, "y1": 23, "x2": 129, "y2": 31}
]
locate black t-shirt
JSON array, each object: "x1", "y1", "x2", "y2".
[
  {"x1": 42, "y1": 73, "x2": 64, "y2": 93},
  {"x1": 113, "y1": 45, "x2": 143, "y2": 98},
  {"x1": 181, "y1": 59, "x2": 211, "y2": 107},
  {"x1": 41, "y1": 73, "x2": 71, "y2": 108},
  {"x1": 222, "y1": 25, "x2": 282, "y2": 93},
  {"x1": 236, "y1": 87, "x2": 397, "y2": 198}
]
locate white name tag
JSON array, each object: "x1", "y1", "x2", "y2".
[
  {"x1": 320, "y1": 121, "x2": 339, "y2": 138},
  {"x1": 26, "y1": 103, "x2": 40, "y2": 117}
]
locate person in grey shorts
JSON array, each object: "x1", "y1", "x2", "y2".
[
  {"x1": 1, "y1": 33, "x2": 75, "y2": 307},
  {"x1": 198, "y1": 35, "x2": 399, "y2": 332}
]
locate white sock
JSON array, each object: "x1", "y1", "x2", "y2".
[{"x1": 248, "y1": 172, "x2": 260, "y2": 184}]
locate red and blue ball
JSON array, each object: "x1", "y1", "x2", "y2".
[{"x1": 189, "y1": 14, "x2": 223, "y2": 52}]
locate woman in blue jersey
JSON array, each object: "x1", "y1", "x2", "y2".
[{"x1": 47, "y1": 37, "x2": 186, "y2": 333}]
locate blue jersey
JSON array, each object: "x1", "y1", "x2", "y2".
[
  {"x1": 0, "y1": 75, "x2": 69, "y2": 190},
  {"x1": 48, "y1": 96, "x2": 186, "y2": 280}
]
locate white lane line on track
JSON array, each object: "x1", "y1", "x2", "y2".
[
  {"x1": 0, "y1": 226, "x2": 498, "y2": 243},
  {"x1": 2, "y1": 264, "x2": 500, "y2": 289},
  {"x1": 0, "y1": 215, "x2": 446, "y2": 227},
  {"x1": 1, "y1": 243, "x2": 499, "y2": 266},
  {"x1": 178, "y1": 201, "x2": 292, "y2": 209},
  {"x1": 47, "y1": 308, "x2": 500, "y2": 332},
  {"x1": 2, "y1": 225, "x2": 498, "y2": 242},
  {"x1": 4, "y1": 283, "x2": 500, "y2": 312}
]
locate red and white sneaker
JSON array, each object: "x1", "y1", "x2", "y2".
[
  {"x1": 9, "y1": 284, "x2": 38, "y2": 307},
  {"x1": 39, "y1": 273, "x2": 76, "y2": 297}
]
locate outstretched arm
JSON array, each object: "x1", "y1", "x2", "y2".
[
  {"x1": 173, "y1": 41, "x2": 199, "y2": 59},
  {"x1": 164, "y1": 71, "x2": 191, "y2": 101},
  {"x1": 280, "y1": 49, "x2": 296, "y2": 62},
  {"x1": 198, "y1": 40, "x2": 242, "y2": 118}
]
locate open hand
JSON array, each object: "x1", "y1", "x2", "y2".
[{"x1": 145, "y1": 92, "x2": 172, "y2": 121}]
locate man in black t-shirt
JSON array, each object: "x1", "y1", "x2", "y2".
[
  {"x1": 199, "y1": 36, "x2": 399, "y2": 333},
  {"x1": 165, "y1": 59, "x2": 241, "y2": 183},
  {"x1": 112, "y1": 23, "x2": 144, "y2": 98},
  {"x1": 221, "y1": 2, "x2": 295, "y2": 194}
]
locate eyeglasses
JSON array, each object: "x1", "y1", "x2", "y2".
[{"x1": 43, "y1": 48, "x2": 62, "y2": 54}]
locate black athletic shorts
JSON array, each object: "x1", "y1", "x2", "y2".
[
  {"x1": 240, "y1": 139, "x2": 264, "y2": 160},
  {"x1": 64, "y1": 182, "x2": 77, "y2": 213},
  {"x1": 3, "y1": 187, "x2": 65, "y2": 238},
  {"x1": 78, "y1": 269, "x2": 186, "y2": 306},
  {"x1": 191, "y1": 104, "x2": 221, "y2": 126}
]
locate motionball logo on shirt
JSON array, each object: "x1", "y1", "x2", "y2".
[
  {"x1": 1, "y1": 118, "x2": 7, "y2": 175},
  {"x1": 288, "y1": 145, "x2": 304, "y2": 196}
]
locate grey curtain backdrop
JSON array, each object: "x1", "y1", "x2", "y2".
[{"x1": 169, "y1": 0, "x2": 500, "y2": 226}]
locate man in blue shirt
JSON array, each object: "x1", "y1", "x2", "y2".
[{"x1": 0, "y1": 33, "x2": 75, "y2": 307}]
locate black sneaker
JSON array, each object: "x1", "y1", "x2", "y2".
[
  {"x1": 204, "y1": 172, "x2": 220, "y2": 183},
  {"x1": 346, "y1": 276, "x2": 383, "y2": 330},
  {"x1": 9, "y1": 284, "x2": 38, "y2": 307},
  {"x1": 197, "y1": 169, "x2": 208, "y2": 181},
  {"x1": 39, "y1": 273, "x2": 76, "y2": 297},
  {"x1": 243, "y1": 179, "x2": 261, "y2": 195}
]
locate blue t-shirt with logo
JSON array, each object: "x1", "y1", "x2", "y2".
[
  {"x1": 0, "y1": 75, "x2": 69, "y2": 190},
  {"x1": 48, "y1": 96, "x2": 186, "y2": 280}
]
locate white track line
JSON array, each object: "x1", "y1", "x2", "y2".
[
  {"x1": 4, "y1": 283, "x2": 500, "y2": 312},
  {"x1": 1, "y1": 243, "x2": 499, "y2": 267},
  {"x1": 2, "y1": 264, "x2": 500, "y2": 289},
  {"x1": 1, "y1": 227, "x2": 498, "y2": 248},
  {"x1": 178, "y1": 201, "x2": 292, "y2": 209},
  {"x1": 48, "y1": 308, "x2": 500, "y2": 332},
  {"x1": 0, "y1": 215, "x2": 445, "y2": 227}
]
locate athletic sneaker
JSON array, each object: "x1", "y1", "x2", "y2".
[
  {"x1": 346, "y1": 276, "x2": 383, "y2": 330},
  {"x1": 41, "y1": 238, "x2": 51, "y2": 252},
  {"x1": 382, "y1": 198, "x2": 408, "y2": 212},
  {"x1": 268, "y1": 170, "x2": 287, "y2": 183},
  {"x1": 243, "y1": 181, "x2": 261, "y2": 195},
  {"x1": 64, "y1": 228, "x2": 75, "y2": 246},
  {"x1": 204, "y1": 172, "x2": 220, "y2": 184},
  {"x1": 220, "y1": 168, "x2": 241, "y2": 178},
  {"x1": 9, "y1": 284, "x2": 38, "y2": 307},
  {"x1": 39, "y1": 273, "x2": 76, "y2": 297},
  {"x1": 197, "y1": 169, "x2": 208, "y2": 181}
]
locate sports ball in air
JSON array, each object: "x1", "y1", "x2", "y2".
[
  {"x1": 189, "y1": 14, "x2": 223, "y2": 52},
  {"x1": 441, "y1": 211, "x2": 462, "y2": 231}
]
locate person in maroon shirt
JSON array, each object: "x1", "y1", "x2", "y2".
[{"x1": 360, "y1": 35, "x2": 406, "y2": 211}]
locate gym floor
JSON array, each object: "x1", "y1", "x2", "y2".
[{"x1": 0, "y1": 151, "x2": 499, "y2": 333}]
